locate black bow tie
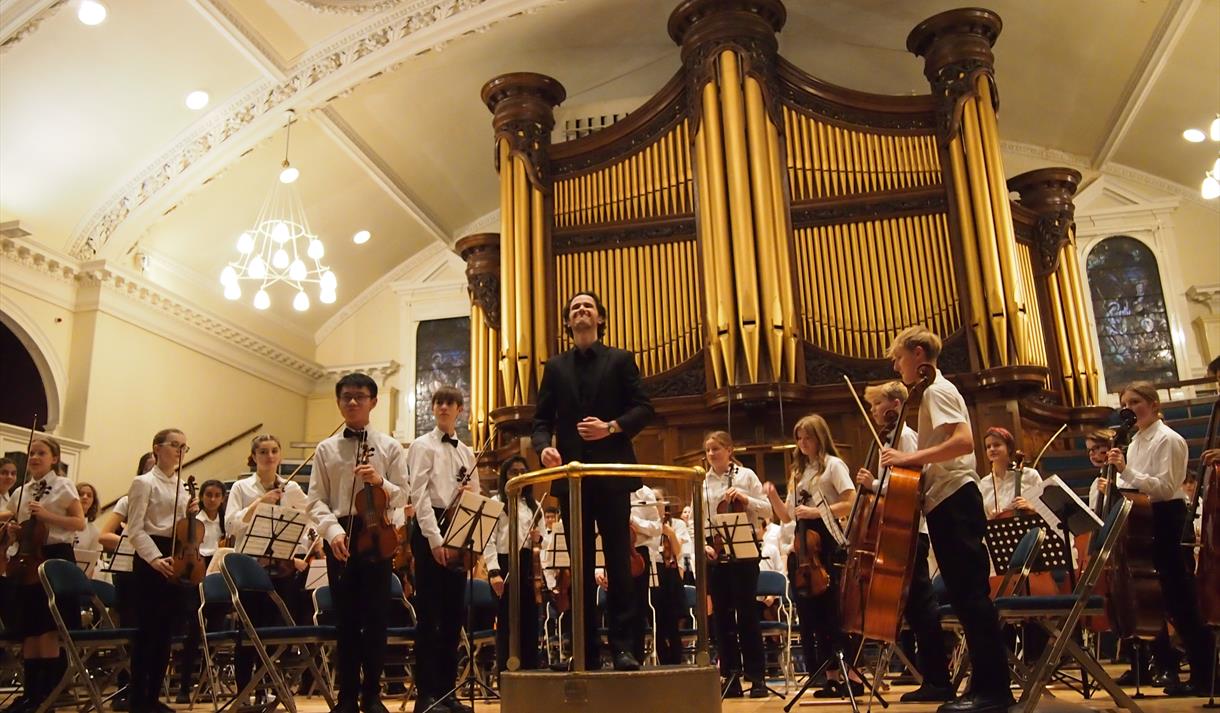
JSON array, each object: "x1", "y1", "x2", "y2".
[
  {"x1": 441, "y1": 434, "x2": 460, "y2": 448},
  {"x1": 343, "y1": 428, "x2": 365, "y2": 440}
]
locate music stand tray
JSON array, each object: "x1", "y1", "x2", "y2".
[
  {"x1": 710, "y1": 511, "x2": 760, "y2": 563},
  {"x1": 442, "y1": 490, "x2": 503, "y2": 557},
  {"x1": 984, "y1": 513, "x2": 1071, "y2": 574},
  {"x1": 240, "y1": 504, "x2": 309, "y2": 562}
]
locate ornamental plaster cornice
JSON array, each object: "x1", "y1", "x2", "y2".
[
  {"x1": 1, "y1": 237, "x2": 327, "y2": 394},
  {"x1": 290, "y1": 0, "x2": 407, "y2": 14},
  {"x1": 0, "y1": 0, "x2": 66, "y2": 53},
  {"x1": 68, "y1": 0, "x2": 558, "y2": 261},
  {"x1": 322, "y1": 360, "x2": 400, "y2": 380}
]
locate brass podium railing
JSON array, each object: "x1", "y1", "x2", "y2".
[{"x1": 504, "y1": 462, "x2": 710, "y2": 673}]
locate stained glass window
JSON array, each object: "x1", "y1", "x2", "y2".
[
  {"x1": 1085, "y1": 236, "x2": 1177, "y2": 387},
  {"x1": 414, "y1": 316, "x2": 473, "y2": 441}
]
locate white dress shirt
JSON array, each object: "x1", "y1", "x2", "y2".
[
  {"x1": 979, "y1": 467, "x2": 1045, "y2": 519},
  {"x1": 7, "y1": 472, "x2": 81, "y2": 545},
  {"x1": 198, "y1": 510, "x2": 223, "y2": 557},
  {"x1": 760, "y1": 522, "x2": 786, "y2": 573},
  {"x1": 918, "y1": 369, "x2": 978, "y2": 514},
  {"x1": 482, "y1": 493, "x2": 541, "y2": 574},
  {"x1": 672, "y1": 517, "x2": 694, "y2": 577},
  {"x1": 407, "y1": 427, "x2": 476, "y2": 550},
  {"x1": 126, "y1": 466, "x2": 190, "y2": 564},
  {"x1": 787, "y1": 456, "x2": 854, "y2": 512},
  {"x1": 307, "y1": 428, "x2": 409, "y2": 545},
  {"x1": 631, "y1": 485, "x2": 663, "y2": 564},
  {"x1": 76, "y1": 520, "x2": 100, "y2": 551},
  {"x1": 702, "y1": 464, "x2": 771, "y2": 526},
  {"x1": 226, "y1": 473, "x2": 311, "y2": 543},
  {"x1": 1121, "y1": 419, "x2": 1188, "y2": 503}
]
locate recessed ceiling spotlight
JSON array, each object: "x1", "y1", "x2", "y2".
[
  {"x1": 1184, "y1": 128, "x2": 1206, "y2": 143},
  {"x1": 78, "y1": 0, "x2": 107, "y2": 26},
  {"x1": 185, "y1": 90, "x2": 209, "y2": 110},
  {"x1": 353, "y1": 230, "x2": 371, "y2": 245}
]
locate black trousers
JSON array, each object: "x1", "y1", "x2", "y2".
[
  {"x1": 926, "y1": 483, "x2": 1009, "y2": 698},
  {"x1": 495, "y1": 552, "x2": 540, "y2": 672},
  {"x1": 904, "y1": 533, "x2": 951, "y2": 686},
  {"x1": 709, "y1": 558, "x2": 764, "y2": 681},
  {"x1": 411, "y1": 515, "x2": 467, "y2": 699},
  {"x1": 653, "y1": 563, "x2": 685, "y2": 665},
  {"x1": 325, "y1": 524, "x2": 392, "y2": 703},
  {"x1": 791, "y1": 520, "x2": 854, "y2": 678},
  {"x1": 1151, "y1": 499, "x2": 1214, "y2": 684},
  {"x1": 560, "y1": 490, "x2": 635, "y2": 664},
  {"x1": 131, "y1": 537, "x2": 181, "y2": 708}
]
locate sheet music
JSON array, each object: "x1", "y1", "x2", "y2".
[
  {"x1": 240, "y1": 504, "x2": 309, "y2": 561},
  {"x1": 1040, "y1": 475, "x2": 1103, "y2": 534},
  {"x1": 74, "y1": 547, "x2": 100, "y2": 573},
  {"x1": 305, "y1": 558, "x2": 328, "y2": 590},
  {"x1": 544, "y1": 521, "x2": 570, "y2": 569},
  {"x1": 711, "y1": 511, "x2": 760, "y2": 560},
  {"x1": 816, "y1": 501, "x2": 848, "y2": 548},
  {"x1": 102, "y1": 535, "x2": 136, "y2": 573},
  {"x1": 442, "y1": 490, "x2": 503, "y2": 553}
]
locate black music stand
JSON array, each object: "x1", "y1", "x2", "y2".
[
  {"x1": 423, "y1": 492, "x2": 502, "y2": 713},
  {"x1": 984, "y1": 514, "x2": 1071, "y2": 577},
  {"x1": 240, "y1": 504, "x2": 308, "y2": 565},
  {"x1": 101, "y1": 534, "x2": 136, "y2": 575}
]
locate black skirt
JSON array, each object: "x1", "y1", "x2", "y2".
[{"x1": 17, "y1": 542, "x2": 81, "y2": 637}]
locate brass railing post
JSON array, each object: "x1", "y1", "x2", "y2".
[
  {"x1": 568, "y1": 469, "x2": 586, "y2": 671},
  {"x1": 507, "y1": 486, "x2": 521, "y2": 671}
]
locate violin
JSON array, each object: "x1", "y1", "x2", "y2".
[
  {"x1": 552, "y1": 568, "x2": 572, "y2": 614},
  {"x1": 2, "y1": 416, "x2": 41, "y2": 581},
  {"x1": 710, "y1": 464, "x2": 747, "y2": 561},
  {"x1": 393, "y1": 500, "x2": 415, "y2": 572},
  {"x1": 352, "y1": 433, "x2": 397, "y2": 561},
  {"x1": 660, "y1": 515, "x2": 680, "y2": 570},
  {"x1": 8, "y1": 480, "x2": 51, "y2": 586},
  {"x1": 532, "y1": 540, "x2": 545, "y2": 606},
  {"x1": 273, "y1": 527, "x2": 322, "y2": 578},
  {"x1": 171, "y1": 476, "x2": 206, "y2": 587},
  {"x1": 792, "y1": 489, "x2": 831, "y2": 597},
  {"x1": 628, "y1": 525, "x2": 646, "y2": 579}
]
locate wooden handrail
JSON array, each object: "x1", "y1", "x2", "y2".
[{"x1": 98, "y1": 423, "x2": 263, "y2": 512}]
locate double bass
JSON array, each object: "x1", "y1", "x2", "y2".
[
  {"x1": 1100, "y1": 408, "x2": 1163, "y2": 638},
  {"x1": 839, "y1": 367, "x2": 930, "y2": 644},
  {"x1": 1193, "y1": 393, "x2": 1220, "y2": 626}
]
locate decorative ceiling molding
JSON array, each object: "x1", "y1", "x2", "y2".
[
  {"x1": 0, "y1": 0, "x2": 65, "y2": 53},
  {"x1": 1, "y1": 236, "x2": 327, "y2": 394},
  {"x1": 1089, "y1": 0, "x2": 1197, "y2": 169},
  {"x1": 313, "y1": 240, "x2": 462, "y2": 344},
  {"x1": 68, "y1": 0, "x2": 558, "y2": 262},
  {"x1": 187, "y1": 0, "x2": 289, "y2": 80},
  {"x1": 322, "y1": 360, "x2": 400, "y2": 380},
  {"x1": 290, "y1": 0, "x2": 407, "y2": 13},
  {"x1": 454, "y1": 208, "x2": 500, "y2": 238},
  {"x1": 315, "y1": 106, "x2": 449, "y2": 244}
]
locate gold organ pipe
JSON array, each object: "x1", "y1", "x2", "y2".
[
  {"x1": 798, "y1": 229, "x2": 816, "y2": 345},
  {"x1": 828, "y1": 224, "x2": 847, "y2": 353},
  {"x1": 470, "y1": 302, "x2": 480, "y2": 443},
  {"x1": 765, "y1": 116, "x2": 799, "y2": 379},
  {"x1": 531, "y1": 186, "x2": 548, "y2": 388},
  {"x1": 862, "y1": 222, "x2": 886, "y2": 356},
  {"x1": 744, "y1": 75, "x2": 784, "y2": 380},
  {"x1": 670, "y1": 126, "x2": 681, "y2": 214},
  {"x1": 976, "y1": 78, "x2": 1028, "y2": 362},
  {"x1": 1046, "y1": 272, "x2": 1077, "y2": 405},
  {"x1": 848, "y1": 222, "x2": 870, "y2": 355},
  {"x1": 682, "y1": 119, "x2": 693, "y2": 213},
  {"x1": 803, "y1": 115, "x2": 818, "y2": 199},
  {"x1": 911, "y1": 216, "x2": 934, "y2": 338},
  {"x1": 694, "y1": 125, "x2": 725, "y2": 387},
  {"x1": 701, "y1": 67, "x2": 739, "y2": 385},
  {"x1": 891, "y1": 219, "x2": 913, "y2": 334},
  {"x1": 947, "y1": 137, "x2": 991, "y2": 367},
  {"x1": 822, "y1": 226, "x2": 840, "y2": 352},
  {"x1": 512, "y1": 157, "x2": 532, "y2": 400},
  {"x1": 645, "y1": 245, "x2": 659, "y2": 372},
  {"x1": 645, "y1": 144, "x2": 657, "y2": 218},
  {"x1": 1067, "y1": 241, "x2": 1098, "y2": 402},
  {"x1": 878, "y1": 220, "x2": 902, "y2": 339},
  {"x1": 662, "y1": 243, "x2": 675, "y2": 370},
  {"x1": 1057, "y1": 254, "x2": 1090, "y2": 405},
  {"x1": 660, "y1": 132, "x2": 672, "y2": 216},
  {"x1": 960, "y1": 100, "x2": 1009, "y2": 365},
  {"x1": 926, "y1": 214, "x2": 951, "y2": 336},
  {"x1": 499, "y1": 139, "x2": 518, "y2": 405}
]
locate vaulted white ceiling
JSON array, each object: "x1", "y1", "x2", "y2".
[{"x1": 2, "y1": 0, "x2": 1217, "y2": 346}]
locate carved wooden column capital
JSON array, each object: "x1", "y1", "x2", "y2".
[
  {"x1": 906, "y1": 8, "x2": 1003, "y2": 143},
  {"x1": 481, "y1": 73, "x2": 566, "y2": 190},
  {"x1": 1008, "y1": 168, "x2": 1082, "y2": 276},
  {"x1": 456, "y1": 232, "x2": 501, "y2": 330}
]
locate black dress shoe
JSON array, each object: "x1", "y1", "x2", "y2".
[
  {"x1": 1115, "y1": 668, "x2": 1153, "y2": 686},
  {"x1": 110, "y1": 693, "x2": 130, "y2": 712},
  {"x1": 409, "y1": 696, "x2": 448, "y2": 713},
  {"x1": 1153, "y1": 670, "x2": 1180, "y2": 687},
  {"x1": 361, "y1": 696, "x2": 391, "y2": 713},
  {"x1": 748, "y1": 683, "x2": 769, "y2": 699},
  {"x1": 901, "y1": 683, "x2": 956, "y2": 702},
  {"x1": 813, "y1": 681, "x2": 843, "y2": 698},
  {"x1": 1163, "y1": 680, "x2": 1208, "y2": 697},
  {"x1": 443, "y1": 697, "x2": 474, "y2": 713},
  {"x1": 938, "y1": 693, "x2": 1015, "y2": 713},
  {"x1": 331, "y1": 699, "x2": 360, "y2": 713},
  {"x1": 722, "y1": 678, "x2": 743, "y2": 698},
  {"x1": 612, "y1": 651, "x2": 640, "y2": 671}
]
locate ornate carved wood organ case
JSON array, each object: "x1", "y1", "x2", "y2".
[{"x1": 457, "y1": 0, "x2": 1106, "y2": 480}]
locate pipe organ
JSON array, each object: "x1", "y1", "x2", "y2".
[{"x1": 457, "y1": 0, "x2": 1106, "y2": 469}]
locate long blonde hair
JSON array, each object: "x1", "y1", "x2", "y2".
[
  {"x1": 790, "y1": 414, "x2": 838, "y2": 493},
  {"x1": 1120, "y1": 380, "x2": 1164, "y2": 421}
]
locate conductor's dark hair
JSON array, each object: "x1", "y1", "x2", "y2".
[
  {"x1": 564, "y1": 290, "x2": 607, "y2": 339},
  {"x1": 431, "y1": 385, "x2": 463, "y2": 407},
  {"x1": 335, "y1": 372, "x2": 378, "y2": 399}
]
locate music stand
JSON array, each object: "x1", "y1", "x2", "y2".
[
  {"x1": 545, "y1": 520, "x2": 570, "y2": 570},
  {"x1": 424, "y1": 491, "x2": 503, "y2": 713},
  {"x1": 74, "y1": 547, "x2": 100, "y2": 574},
  {"x1": 239, "y1": 504, "x2": 308, "y2": 564},
  {"x1": 102, "y1": 534, "x2": 136, "y2": 574},
  {"x1": 984, "y1": 513, "x2": 1071, "y2": 576},
  {"x1": 709, "y1": 511, "x2": 760, "y2": 563}
]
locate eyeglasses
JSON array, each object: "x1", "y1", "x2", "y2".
[
  {"x1": 159, "y1": 442, "x2": 190, "y2": 452},
  {"x1": 1087, "y1": 445, "x2": 1108, "y2": 453},
  {"x1": 339, "y1": 394, "x2": 372, "y2": 404}
]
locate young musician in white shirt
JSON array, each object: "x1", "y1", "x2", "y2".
[
  {"x1": 978, "y1": 427, "x2": 1045, "y2": 521},
  {"x1": 703, "y1": 430, "x2": 771, "y2": 698},
  {"x1": 649, "y1": 485, "x2": 685, "y2": 665},
  {"x1": 126, "y1": 428, "x2": 196, "y2": 713},
  {"x1": 1101, "y1": 381, "x2": 1214, "y2": 697},
  {"x1": 0, "y1": 435, "x2": 85, "y2": 713},
  {"x1": 306, "y1": 374, "x2": 409, "y2": 713},
  {"x1": 483, "y1": 456, "x2": 543, "y2": 673},
  {"x1": 855, "y1": 381, "x2": 952, "y2": 702},
  {"x1": 406, "y1": 385, "x2": 477, "y2": 713},
  {"x1": 875, "y1": 327, "x2": 1010, "y2": 713},
  {"x1": 767, "y1": 415, "x2": 859, "y2": 699}
]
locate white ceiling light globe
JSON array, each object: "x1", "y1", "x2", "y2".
[
  {"x1": 1203, "y1": 175, "x2": 1220, "y2": 200},
  {"x1": 236, "y1": 231, "x2": 255, "y2": 253},
  {"x1": 185, "y1": 91, "x2": 209, "y2": 110},
  {"x1": 272, "y1": 248, "x2": 290, "y2": 269},
  {"x1": 1184, "y1": 128, "x2": 1206, "y2": 143},
  {"x1": 307, "y1": 239, "x2": 324, "y2": 260},
  {"x1": 220, "y1": 265, "x2": 237, "y2": 286},
  {"x1": 289, "y1": 259, "x2": 307, "y2": 281},
  {"x1": 1211, "y1": 116, "x2": 1220, "y2": 142},
  {"x1": 249, "y1": 256, "x2": 267, "y2": 279},
  {"x1": 353, "y1": 229, "x2": 371, "y2": 245},
  {"x1": 223, "y1": 284, "x2": 241, "y2": 301},
  {"x1": 320, "y1": 270, "x2": 337, "y2": 290},
  {"x1": 279, "y1": 165, "x2": 300, "y2": 184},
  {"x1": 253, "y1": 289, "x2": 271, "y2": 310},
  {"x1": 78, "y1": 1, "x2": 107, "y2": 26},
  {"x1": 293, "y1": 291, "x2": 310, "y2": 311},
  {"x1": 270, "y1": 221, "x2": 290, "y2": 244},
  {"x1": 319, "y1": 289, "x2": 337, "y2": 304}
]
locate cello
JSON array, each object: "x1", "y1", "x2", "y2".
[
  {"x1": 1100, "y1": 408, "x2": 1163, "y2": 638},
  {"x1": 839, "y1": 367, "x2": 930, "y2": 644},
  {"x1": 1193, "y1": 392, "x2": 1219, "y2": 626}
]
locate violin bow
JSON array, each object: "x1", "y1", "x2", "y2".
[{"x1": 1030, "y1": 423, "x2": 1068, "y2": 471}]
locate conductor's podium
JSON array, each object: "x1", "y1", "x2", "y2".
[
  {"x1": 501, "y1": 463, "x2": 719, "y2": 713},
  {"x1": 501, "y1": 666, "x2": 720, "y2": 713}
]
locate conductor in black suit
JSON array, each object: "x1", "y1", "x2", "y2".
[{"x1": 533, "y1": 290, "x2": 655, "y2": 671}]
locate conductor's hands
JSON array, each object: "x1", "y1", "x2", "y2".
[
  {"x1": 540, "y1": 447, "x2": 562, "y2": 468},
  {"x1": 577, "y1": 417, "x2": 612, "y2": 441}
]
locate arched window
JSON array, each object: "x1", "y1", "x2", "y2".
[
  {"x1": 0, "y1": 319, "x2": 49, "y2": 427},
  {"x1": 1085, "y1": 236, "x2": 1177, "y2": 387}
]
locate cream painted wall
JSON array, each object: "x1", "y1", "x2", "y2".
[{"x1": 314, "y1": 289, "x2": 401, "y2": 365}]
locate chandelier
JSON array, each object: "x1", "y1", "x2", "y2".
[{"x1": 220, "y1": 111, "x2": 336, "y2": 311}]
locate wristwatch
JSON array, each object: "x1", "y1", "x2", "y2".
[{"x1": 607, "y1": 421, "x2": 620, "y2": 435}]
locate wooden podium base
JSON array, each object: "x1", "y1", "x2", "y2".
[{"x1": 499, "y1": 665, "x2": 721, "y2": 713}]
